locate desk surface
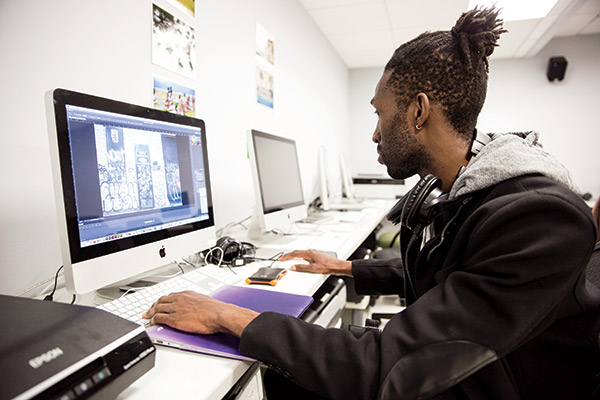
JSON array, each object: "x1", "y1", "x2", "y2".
[
  {"x1": 242, "y1": 199, "x2": 394, "y2": 260},
  {"x1": 81, "y1": 199, "x2": 395, "y2": 399}
]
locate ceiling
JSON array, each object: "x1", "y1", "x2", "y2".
[{"x1": 298, "y1": 0, "x2": 600, "y2": 68}]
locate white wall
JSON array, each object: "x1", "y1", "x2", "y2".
[
  {"x1": 349, "y1": 33, "x2": 600, "y2": 196},
  {"x1": 481, "y1": 34, "x2": 600, "y2": 196},
  {"x1": 348, "y1": 66, "x2": 386, "y2": 177},
  {"x1": 0, "y1": 0, "x2": 349, "y2": 296}
]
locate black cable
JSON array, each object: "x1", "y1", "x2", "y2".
[
  {"x1": 224, "y1": 264, "x2": 237, "y2": 274},
  {"x1": 244, "y1": 252, "x2": 284, "y2": 267},
  {"x1": 44, "y1": 265, "x2": 64, "y2": 301},
  {"x1": 181, "y1": 257, "x2": 197, "y2": 268},
  {"x1": 250, "y1": 256, "x2": 282, "y2": 262}
]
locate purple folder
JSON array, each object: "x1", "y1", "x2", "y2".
[{"x1": 146, "y1": 285, "x2": 313, "y2": 361}]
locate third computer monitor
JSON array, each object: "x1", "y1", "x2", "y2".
[{"x1": 247, "y1": 129, "x2": 307, "y2": 240}]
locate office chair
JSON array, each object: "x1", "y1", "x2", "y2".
[{"x1": 372, "y1": 230, "x2": 400, "y2": 260}]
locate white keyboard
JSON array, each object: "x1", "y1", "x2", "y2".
[{"x1": 97, "y1": 265, "x2": 242, "y2": 325}]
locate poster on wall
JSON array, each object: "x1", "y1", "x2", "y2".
[
  {"x1": 256, "y1": 23, "x2": 275, "y2": 109},
  {"x1": 167, "y1": 0, "x2": 195, "y2": 18},
  {"x1": 256, "y1": 65, "x2": 274, "y2": 109},
  {"x1": 152, "y1": 4, "x2": 196, "y2": 79},
  {"x1": 153, "y1": 75, "x2": 196, "y2": 117}
]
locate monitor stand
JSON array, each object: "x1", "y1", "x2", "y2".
[
  {"x1": 247, "y1": 214, "x2": 264, "y2": 241},
  {"x1": 94, "y1": 259, "x2": 190, "y2": 301},
  {"x1": 247, "y1": 214, "x2": 300, "y2": 247}
]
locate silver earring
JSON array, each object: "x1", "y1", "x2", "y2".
[{"x1": 415, "y1": 124, "x2": 422, "y2": 130}]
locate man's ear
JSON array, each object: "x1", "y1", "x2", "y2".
[{"x1": 413, "y1": 93, "x2": 430, "y2": 130}]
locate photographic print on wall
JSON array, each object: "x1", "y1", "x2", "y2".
[
  {"x1": 256, "y1": 22, "x2": 275, "y2": 109},
  {"x1": 152, "y1": 3, "x2": 196, "y2": 79},
  {"x1": 167, "y1": 0, "x2": 195, "y2": 18},
  {"x1": 153, "y1": 74, "x2": 196, "y2": 117}
]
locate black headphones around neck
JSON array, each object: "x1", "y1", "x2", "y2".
[
  {"x1": 387, "y1": 174, "x2": 446, "y2": 233},
  {"x1": 386, "y1": 130, "x2": 492, "y2": 233}
]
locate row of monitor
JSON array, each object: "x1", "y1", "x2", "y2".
[{"x1": 47, "y1": 88, "x2": 353, "y2": 294}]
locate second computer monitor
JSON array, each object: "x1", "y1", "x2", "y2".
[{"x1": 247, "y1": 129, "x2": 307, "y2": 239}]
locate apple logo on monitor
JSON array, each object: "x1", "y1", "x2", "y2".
[{"x1": 159, "y1": 245, "x2": 166, "y2": 258}]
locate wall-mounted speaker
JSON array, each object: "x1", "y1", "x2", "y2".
[{"x1": 547, "y1": 56, "x2": 568, "y2": 82}]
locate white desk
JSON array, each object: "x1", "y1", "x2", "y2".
[
  {"x1": 78, "y1": 199, "x2": 395, "y2": 399},
  {"x1": 242, "y1": 199, "x2": 395, "y2": 261}
]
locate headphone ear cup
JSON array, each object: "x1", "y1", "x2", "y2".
[
  {"x1": 222, "y1": 238, "x2": 242, "y2": 263},
  {"x1": 386, "y1": 195, "x2": 407, "y2": 225},
  {"x1": 402, "y1": 175, "x2": 442, "y2": 231},
  {"x1": 402, "y1": 177, "x2": 428, "y2": 228},
  {"x1": 209, "y1": 236, "x2": 243, "y2": 264},
  {"x1": 215, "y1": 236, "x2": 228, "y2": 248},
  {"x1": 240, "y1": 242, "x2": 256, "y2": 258},
  {"x1": 387, "y1": 178, "x2": 432, "y2": 226}
]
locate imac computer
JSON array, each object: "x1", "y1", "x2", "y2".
[
  {"x1": 247, "y1": 129, "x2": 307, "y2": 240},
  {"x1": 318, "y1": 146, "x2": 331, "y2": 211},
  {"x1": 318, "y1": 147, "x2": 365, "y2": 211},
  {"x1": 47, "y1": 88, "x2": 216, "y2": 294},
  {"x1": 339, "y1": 153, "x2": 355, "y2": 200}
]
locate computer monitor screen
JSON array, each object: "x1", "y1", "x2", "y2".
[
  {"x1": 339, "y1": 153, "x2": 355, "y2": 200},
  {"x1": 247, "y1": 129, "x2": 306, "y2": 239},
  {"x1": 47, "y1": 88, "x2": 216, "y2": 294},
  {"x1": 318, "y1": 146, "x2": 330, "y2": 210},
  {"x1": 318, "y1": 149, "x2": 358, "y2": 211}
]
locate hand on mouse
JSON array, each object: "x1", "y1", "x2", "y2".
[{"x1": 279, "y1": 249, "x2": 353, "y2": 276}]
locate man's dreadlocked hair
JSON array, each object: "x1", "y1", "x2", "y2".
[{"x1": 384, "y1": 6, "x2": 507, "y2": 142}]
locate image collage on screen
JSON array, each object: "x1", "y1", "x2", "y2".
[{"x1": 94, "y1": 125, "x2": 183, "y2": 218}]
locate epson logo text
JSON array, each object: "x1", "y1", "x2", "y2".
[{"x1": 28, "y1": 347, "x2": 64, "y2": 369}]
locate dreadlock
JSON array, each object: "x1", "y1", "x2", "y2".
[{"x1": 384, "y1": 6, "x2": 508, "y2": 142}]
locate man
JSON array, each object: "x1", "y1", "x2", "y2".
[{"x1": 144, "y1": 6, "x2": 600, "y2": 399}]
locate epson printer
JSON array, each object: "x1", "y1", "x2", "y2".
[{"x1": 0, "y1": 295, "x2": 155, "y2": 399}]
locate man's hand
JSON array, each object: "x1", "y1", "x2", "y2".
[
  {"x1": 142, "y1": 291, "x2": 258, "y2": 337},
  {"x1": 279, "y1": 249, "x2": 353, "y2": 276}
]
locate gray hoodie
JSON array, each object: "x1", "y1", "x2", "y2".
[{"x1": 449, "y1": 131, "x2": 580, "y2": 199}]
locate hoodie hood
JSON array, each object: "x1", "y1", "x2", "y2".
[{"x1": 449, "y1": 131, "x2": 580, "y2": 199}]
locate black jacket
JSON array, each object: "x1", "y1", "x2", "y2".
[{"x1": 240, "y1": 174, "x2": 600, "y2": 399}]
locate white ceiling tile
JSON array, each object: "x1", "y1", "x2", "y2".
[
  {"x1": 299, "y1": 0, "x2": 383, "y2": 10},
  {"x1": 524, "y1": 16, "x2": 558, "y2": 41},
  {"x1": 547, "y1": 0, "x2": 582, "y2": 17},
  {"x1": 327, "y1": 30, "x2": 396, "y2": 67},
  {"x1": 581, "y1": 14, "x2": 600, "y2": 34},
  {"x1": 555, "y1": 13, "x2": 599, "y2": 35},
  {"x1": 307, "y1": 3, "x2": 390, "y2": 35},
  {"x1": 573, "y1": 0, "x2": 600, "y2": 14},
  {"x1": 298, "y1": 0, "x2": 596, "y2": 67},
  {"x1": 386, "y1": 0, "x2": 469, "y2": 29},
  {"x1": 493, "y1": 19, "x2": 538, "y2": 58},
  {"x1": 511, "y1": 37, "x2": 542, "y2": 58},
  {"x1": 391, "y1": 25, "x2": 447, "y2": 46},
  {"x1": 327, "y1": 30, "x2": 396, "y2": 55}
]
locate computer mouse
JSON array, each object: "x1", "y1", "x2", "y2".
[{"x1": 276, "y1": 258, "x2": 309, "y2": 269}]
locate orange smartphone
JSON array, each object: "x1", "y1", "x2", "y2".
[{"x1": 245, "y1": 267, "x2": 287, "y2": 286}]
